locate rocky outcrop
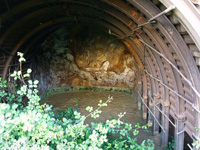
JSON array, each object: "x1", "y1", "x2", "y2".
[{"x1": 33, "y1": 26, "x2": 138, "y2": 93}]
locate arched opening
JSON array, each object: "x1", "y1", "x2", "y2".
[{"x1": 1, "y1": 0, "x2": 200, "y2": 149}]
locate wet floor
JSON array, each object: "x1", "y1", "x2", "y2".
[{"x1": 42, "y1": 91, "x2": 162, "y2": 150}]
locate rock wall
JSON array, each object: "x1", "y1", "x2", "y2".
[{"x1": 33, "y1": 26, "x2": 138, "y2": 94}]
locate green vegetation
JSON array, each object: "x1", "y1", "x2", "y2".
[
  {"x1": 163, "y1": 139, "x2": 174, "y2": 150},
  {"x1": 192, "y1": 127, "x2": 200, "y2": 149},
  {"x1": 0, "y1": 52, "x2": 154, "y2": 149}
]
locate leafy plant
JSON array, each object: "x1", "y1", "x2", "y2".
[
  {"x1": 192, "y1": 127, "x2": 200, "y2": 149},
  {"x1": 163, "y1": 139, "x2": 174, "y2": 150},
  {"x1": 192, "y1": 140, "x2": 200, "y2": 149},
  {"x1": 0, "y1": 52, "x2": 154, "y2": 149}
]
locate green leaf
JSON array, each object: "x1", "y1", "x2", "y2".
[
  {"x1": 86, "y1": 106, "x2": 93, "y2": 112},
  {"x1": 12, "y1": 104, "x2": 18, "y2": 109},
  {"x1": 34, "y1": 80, "x2": 39, "y2": 85},
  {"x1": 23, "y1": 74, "x2": 30, "y2": 77},
  {"x1": 28, "y1": 80, "x2": 33, "y2": 85},
  {"x1": 133, "y1": 130, "x2": 139, "y2": 136},
  {"x1": 17, "y1": 71, "x2": 21, "y2": 76},
  {"x1": 27, "y1": 69, "x2": 32, "y2": 73},
  {"x1": 5, "y1": 113, "x2": 11, "y2": 118}
]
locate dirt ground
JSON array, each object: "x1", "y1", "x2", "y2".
[{"x1": 42, "y1": 91, "x2": 162, "y2": 150}]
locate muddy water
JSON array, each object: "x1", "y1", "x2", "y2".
[{"x1": 42, "y1": 91, "x2": 161, "y2": 150}]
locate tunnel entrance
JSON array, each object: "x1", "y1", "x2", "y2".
[
  {"x1": 1, "y1": 0, "x2": 200, "y2": 149},
  {"x1": 35, "y1": 25, "x2": 163, "y2": 148}
]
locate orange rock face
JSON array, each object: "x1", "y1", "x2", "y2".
[{"x1": 35, "y1": 26, "x2": 138, "y2": 92}]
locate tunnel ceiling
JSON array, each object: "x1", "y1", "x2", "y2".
[{"x1": 1, "y1": 0, "x2": 200, "y2": 148}]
